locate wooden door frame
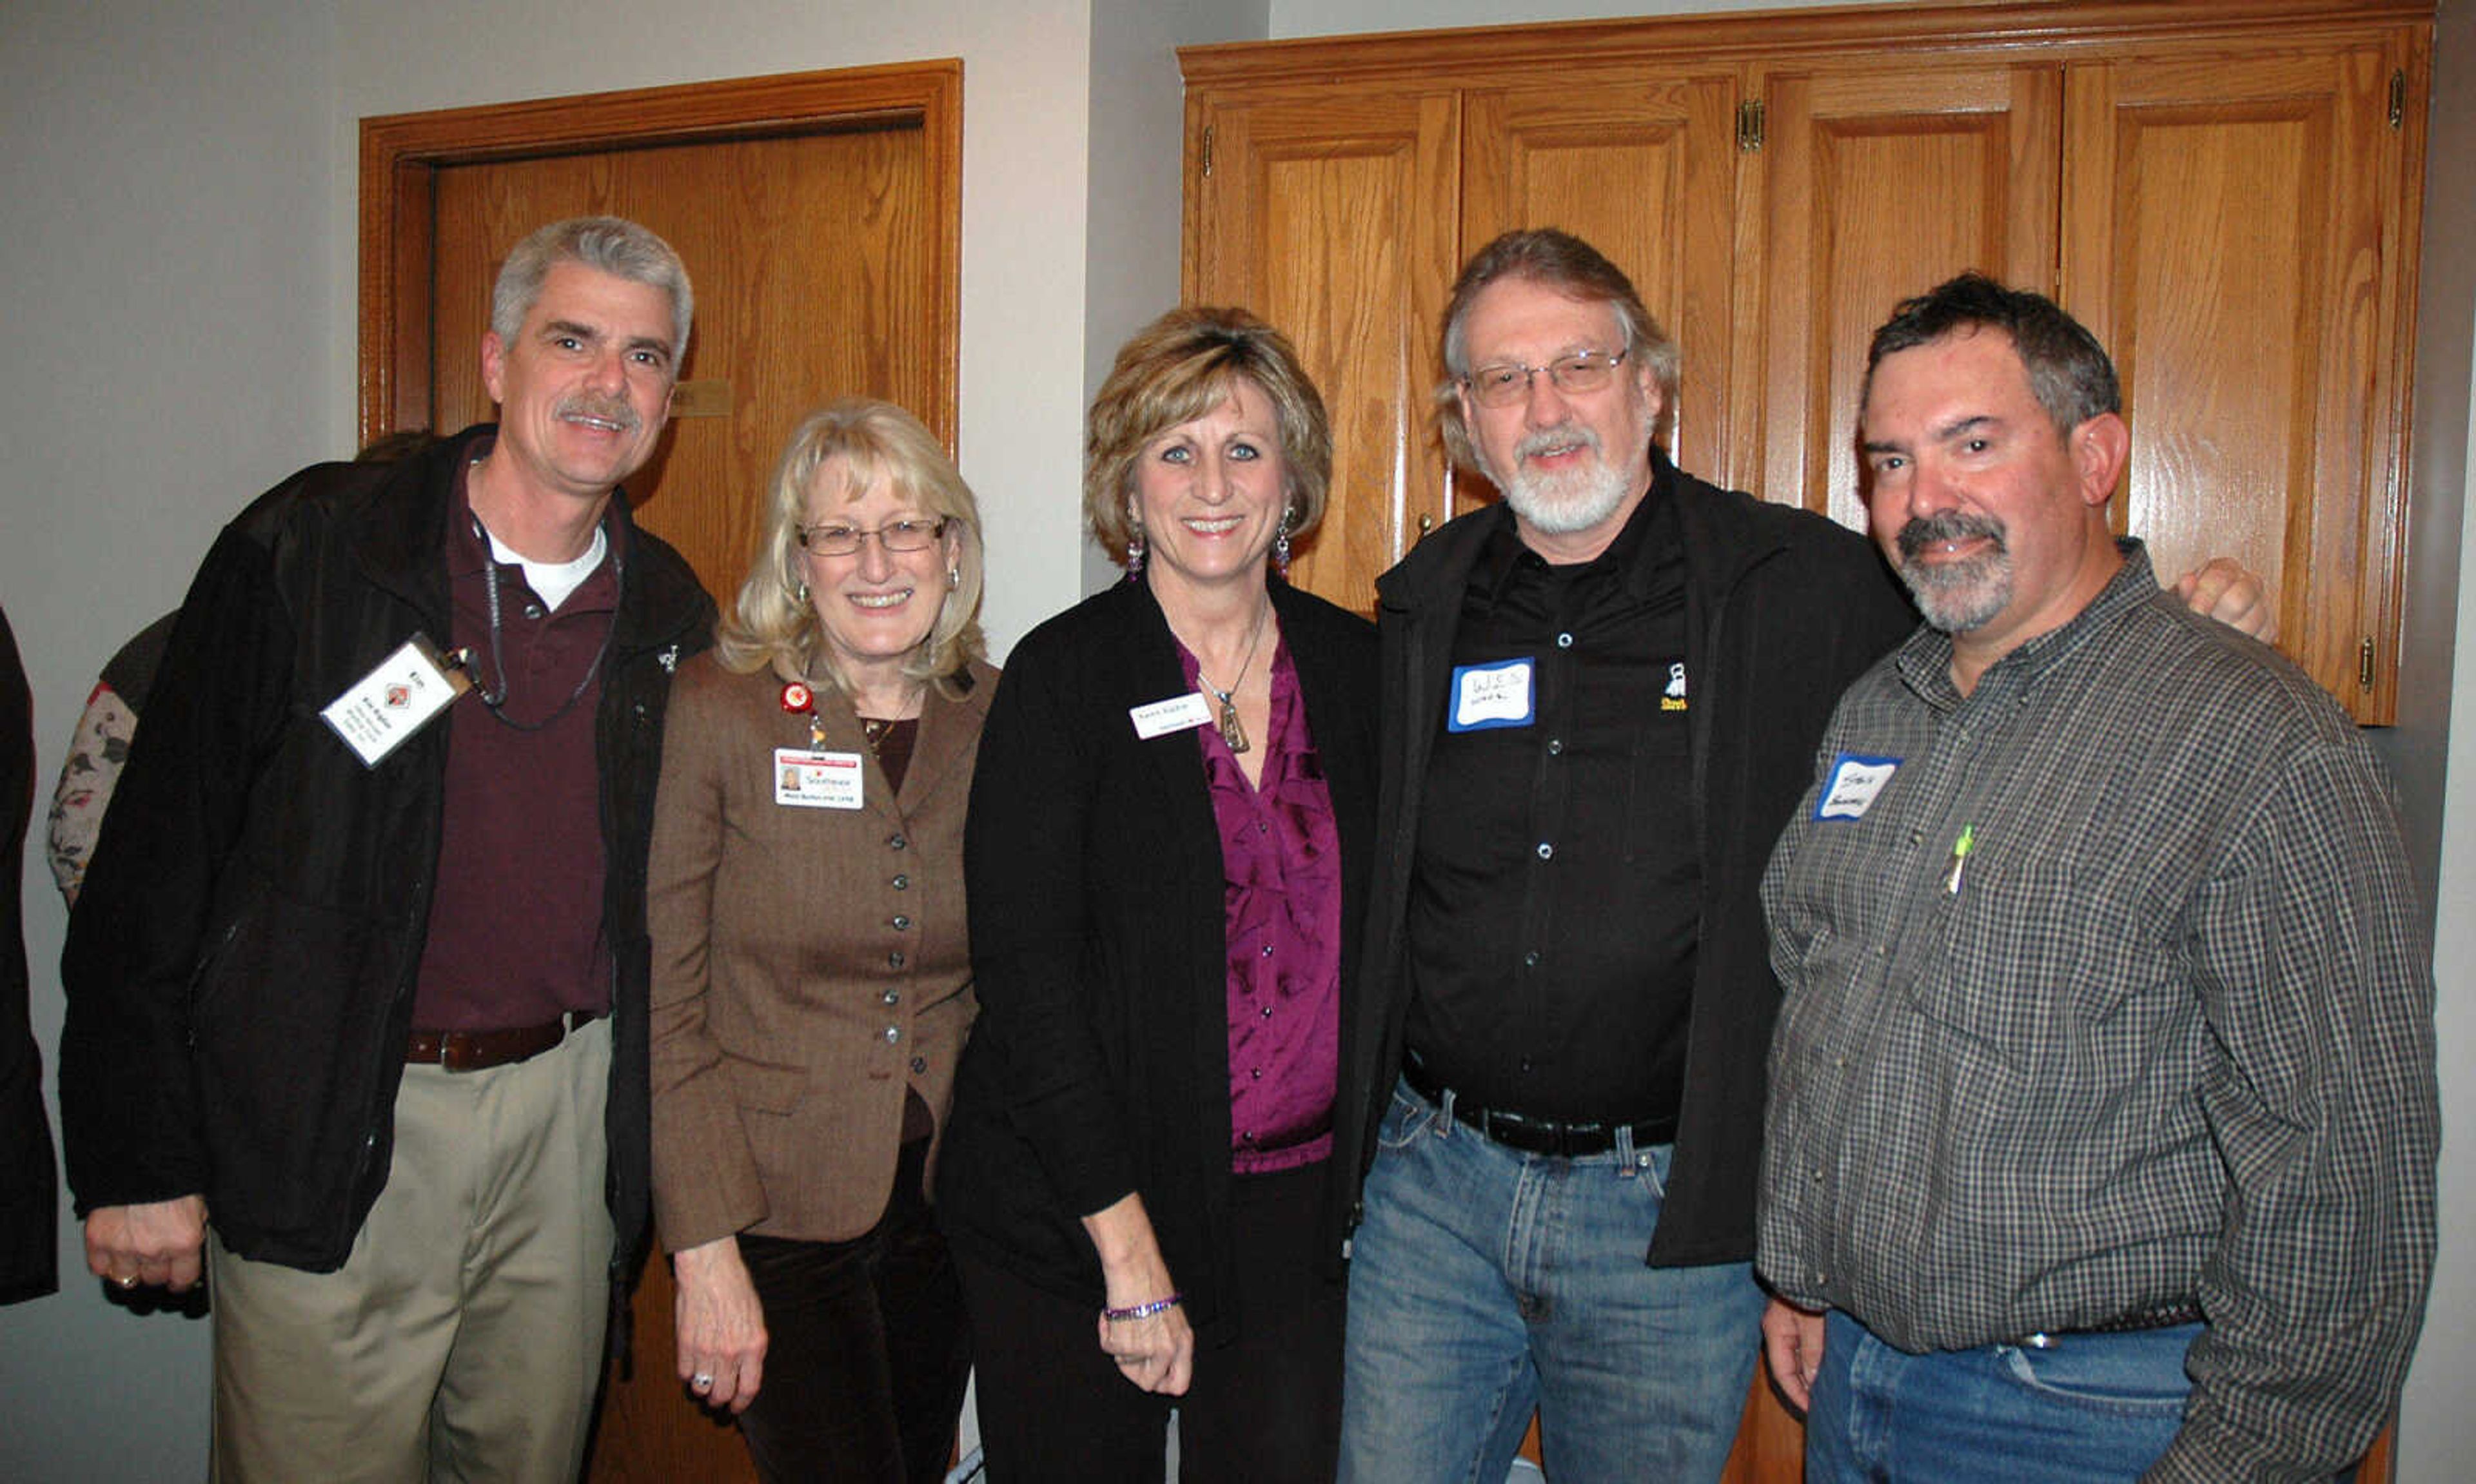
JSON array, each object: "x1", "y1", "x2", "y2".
[{"x1": 359, "y1": 60, "x2": 963, "y2": 449}]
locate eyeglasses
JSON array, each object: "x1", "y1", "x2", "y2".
[
  {"x1": 796, "y1": 516, "x2": 948, "y2": 558},
  {"x1": 1461, "y1": 349, "x2": 1631, "y2": 409}
]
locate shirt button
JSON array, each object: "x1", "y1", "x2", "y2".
[
  {"x1": 883, "y1": 1026, "x2": 901, "y2": 1044},
  {"x1": 1536, "y1": 842, "x2": 1553, "y2": 860},
  {"x1": 1556, "y1": 632, "x2": 1574, "y2": 649},
  {"x1": 888, "y1": 834, "x2": 909, "y2": 850},
  {"x1": 881, "y1": 989, "x2": 900, "y2": 1006},
  {"x1": 524, "y1": 602, "x2": 544, "y2": 620},
  {"x1": 1242, "y1": 1131, "x2": 1257, "y2": 1143},
  {"x1": 1257, "y1": 821, "x2": 1268, "y2": 834},
  {"x1": 1250, "y1": 1068, "x2": 1263, "y2": 1080},
  {"x1": 888, "y1": 950, "x2": 907, "y2": 969},
  {"x1": 1547, "y1": 737, "x2": 1563, "y2": 756},
  {"x1": 1260, "y1": 1005, "x2": 1273, "y2": 1019},
  {"x1": 1523, "y1": 950, "x2": 1540, "y2": 968},
  {"x1": 892, "y1": 874, "x2": 910, "y2": 890},
  {"x1": 1259, "y1": 944, "x2": 1273, "y2": 957},
  {"x1": 910, "y1": 1056, "x2": 928, "y2": 1075},
  {"x1": 891, "y1": 914, "x2": 911, "y2": 931},
  {"x1": 1908, "y1": 829, "x2": 1923, "y2": 846}
]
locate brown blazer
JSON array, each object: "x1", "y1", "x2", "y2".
[{"x1": 648, "y1": 652, "x2": 994, "y2": 1250}]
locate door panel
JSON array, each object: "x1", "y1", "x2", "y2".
[
  {"x1": 1750, "y1": 63, "x2": 2062, "y2": 527},
  {"x1": 1187, "y1": 89, "x2": 1461, "y2": 615},
  {"x1": 2063, "y1": 42, "x2": 2413, "y2": 719}
]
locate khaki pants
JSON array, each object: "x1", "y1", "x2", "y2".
[{"x1": 208, "y1": 1017, "x2": 614, "y2": 1484}]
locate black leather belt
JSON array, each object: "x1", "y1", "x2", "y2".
[
  {"x1": 2018, "y1": 1298, "x2": 2204, "y2": 1349},
  {"x1": 1402, "y1": 1057, "x2": 1676, "y2": 1157},
  {"x1": 407, "y1": 1010, "x2": 598, "y2": 1072}
]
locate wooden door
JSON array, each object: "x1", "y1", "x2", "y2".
[
  {"x1": 2061, "y1": 35, "x2": 2425, "y2": 722},
  {"x1": 1744, "y1": 60, "x2": 2062, "y2": 527},
  {"x1": 1462, "y1": 69, "x2": 1741, "y2": 495},
  {"x1": 360, "y1": 64, "x2": 961, "y2": 1484},
  {"x1": 1185, "y1": 86, "x2": 1462, "y2": 615}
]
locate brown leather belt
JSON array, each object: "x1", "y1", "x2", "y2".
[{"x1": 407, "y1": 1010, "x2": 597, "y2": 1072}]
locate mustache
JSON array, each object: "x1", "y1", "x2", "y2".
[
  {"x1": 556, "y1": 393, "x2": 643, "y2": 431},
  {"x1": 1896, "y1": 511, "x2": 2006, "y2": 562},
  {"x1": 1515, "y1": 424, "x2": 1602, "y2": 462}
]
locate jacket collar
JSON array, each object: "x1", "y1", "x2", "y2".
[{"x1": 353, "y1": 422, "x2": 705, "y2": 658}]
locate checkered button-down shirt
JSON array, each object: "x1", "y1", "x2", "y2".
[{"x1": 1758, "y1": 545, "x2": 2437, "y2": 1481}]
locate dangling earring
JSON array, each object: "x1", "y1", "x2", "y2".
[
  {"x1": 1125, "y1": 516, "x2": 1147, "y2": 579},
  {"x1": 794, "y1": 578, "x2": 809, "y2": 605},
  {"x1": 1273, "y1": 508, "x2": 1294, "y2": 580},
  {"x1": 948, "y1": 563, "x2": 961, "y2": 590}
]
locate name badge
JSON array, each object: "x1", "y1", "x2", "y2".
[
  {"x1": 1130, "y1": 692, "x2": 1214, "y2": 740},
  {"x1": 1816, "y1": 753, "x2": 1900, "y2": 820},
  {"x1": 775, "y1": 748, "x2": 866, "y2": 809},
  {"x1": 320, "y1": 636, "x2": 470, "y2": 767},
  {"x1": 1448, "y1": 658, "x2": 1535, "y2": 732}
]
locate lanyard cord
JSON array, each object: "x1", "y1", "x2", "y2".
[{"x1": 469, "y1": 518, "x2": 624, "y2": 733}]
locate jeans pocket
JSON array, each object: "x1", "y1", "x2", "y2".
[
  {"x1": 1996, "y1": 1328, "x2": 2197, "y2": 1416},
  {"x1": 1377, "y1": 1079, "x2": 1442, "y2": 1151}
]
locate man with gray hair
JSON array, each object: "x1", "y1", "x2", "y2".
[
  {"x1": 1331, "y1": 231, "x2": 2272, "y2": 1483},
  {"x1": 62, "y1": 216, "x2": 714, "y2": 1479}
]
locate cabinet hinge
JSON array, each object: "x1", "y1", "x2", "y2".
[
  {"x1": 2360, "y1": 638, "x2": 2377, "y2": 692},
  {"x1": 2390, "y1": 70, "x2": 2406, "y2": 130},
  {"x1": 1201, "y1": 125, "x2": 1215, "y2": 178},
  {"x1": 1736, "y1": 100, "x2": 1765, "y2": 152}
]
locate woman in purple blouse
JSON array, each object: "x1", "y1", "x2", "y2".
[{"x1": 937, "y1": 308, "x2": 1379, "y2": 1480}]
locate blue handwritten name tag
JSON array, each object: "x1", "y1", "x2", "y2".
[
  {"x1": 1448, "y1": 658, "x2": 1536, "y2": 732},
  {"x1": 1816, "y1": 753, "x2": 1900, "y2": 820}
]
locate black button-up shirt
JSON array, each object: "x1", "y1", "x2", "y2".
[{"x1": 1401, "y1": 485, "x2": 1698, "y2": 1125}]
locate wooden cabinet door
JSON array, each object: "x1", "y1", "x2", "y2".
[
  {"x1": 1186, "y1": 88, "x2": 1462, "y2": 616},
  {"x1": 1462, "y1": 70, "x2": 1741, "y2": 500},
  {"x1": 1744, "y1": 61, "x2": 2063, "y2": 527},
  {"x1": 2062, "y1": 37, "x2": 2423, "y2": 722}
]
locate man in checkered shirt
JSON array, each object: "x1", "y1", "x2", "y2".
[{"x1": 1756, "y1": 273, "x2": 2437, "y2": 1483}]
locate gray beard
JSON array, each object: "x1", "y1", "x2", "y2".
[
  {"x1": 1894, "y1": 513, "x2": 2012, "y2": 632},
  {"x1": 1495, "y1": 452, "x2": 1635, "y2": 536}
]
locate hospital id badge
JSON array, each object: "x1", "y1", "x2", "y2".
[
  {"x1": 775, "y1": 748, "x2": 866, "y2": 809},
  {"x1": 321, "y1": 634, "x2": 470, "y2": 767}
]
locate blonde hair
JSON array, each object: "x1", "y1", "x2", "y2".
[
  {"x1": 1083, "y1": 307, "x2": 1331, "y2": 567},
  {"x1": 714, "y1": 398, "x2": 986, "y2": 698}
]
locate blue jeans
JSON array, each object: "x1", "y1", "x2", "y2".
[
  {"x1": 1806, "y1": 1308, "x2": 2197, "y2": 1483},
  {"x1": 1338, "y1": 1077, "x2": 1765, "y2": 1484}
]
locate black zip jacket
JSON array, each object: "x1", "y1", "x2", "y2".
[
  {"x1": 1335, "y1": 451, "x2": 1915, "y2": 1269},
  {"x1": 59, "y1": 425, "x2": 714, "y2": 1276}
]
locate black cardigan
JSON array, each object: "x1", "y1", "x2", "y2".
[{"x1": 936, "y1": 575, "x2": 1377, "y2": 1338}]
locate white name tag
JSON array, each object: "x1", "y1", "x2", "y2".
[
  {"x1": 775, "y1": 748, "x2": 866, "y2": 809},
  {"x1": 320, "y1": 637, "x2": 469, "y2": 767},
  {"x1": 1449, "y1": 658, "x2": 1535, "y2": 732},
  {"x1": 1816, "y1": 753, "x2": 1900, "y2": 820},
  {"x1": 1130, "y1": 692, "x2": 1215, "y2": 740}
]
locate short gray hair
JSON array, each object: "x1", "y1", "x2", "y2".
[{"x1": 491, "y1": 217, "x2": 693, "y2": 364}]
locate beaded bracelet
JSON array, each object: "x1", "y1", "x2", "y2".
[{"x1": 1101, "y1": 1293, "x2": 1184, "y2": 1323}]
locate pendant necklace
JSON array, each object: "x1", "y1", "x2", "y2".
[{"x1": 1193, "y1": 603, "x2": 1271, "y2": 755}]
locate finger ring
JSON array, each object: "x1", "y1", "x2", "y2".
[
  {"x1": 691, "y1": 1372, "x2": 715, "y2": 1391},
  {"x1": 117, "y1": 1275, "x2": 139, "y2": 1289}
]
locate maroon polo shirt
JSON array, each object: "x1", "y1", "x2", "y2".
[{"x1": 409, "y1": 458, "x2": 619, "y2": 1031}]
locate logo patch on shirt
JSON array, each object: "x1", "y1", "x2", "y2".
[
  {"x1": 1815, "y1": 753, "x2": 1899, "y2": 820},
  {"x1": 1661, "y1": 660, "x2": 1688, "y2": 712},
  {"x1": 1448, "y1": 658, "x2": 1535, "y2": 732}
]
